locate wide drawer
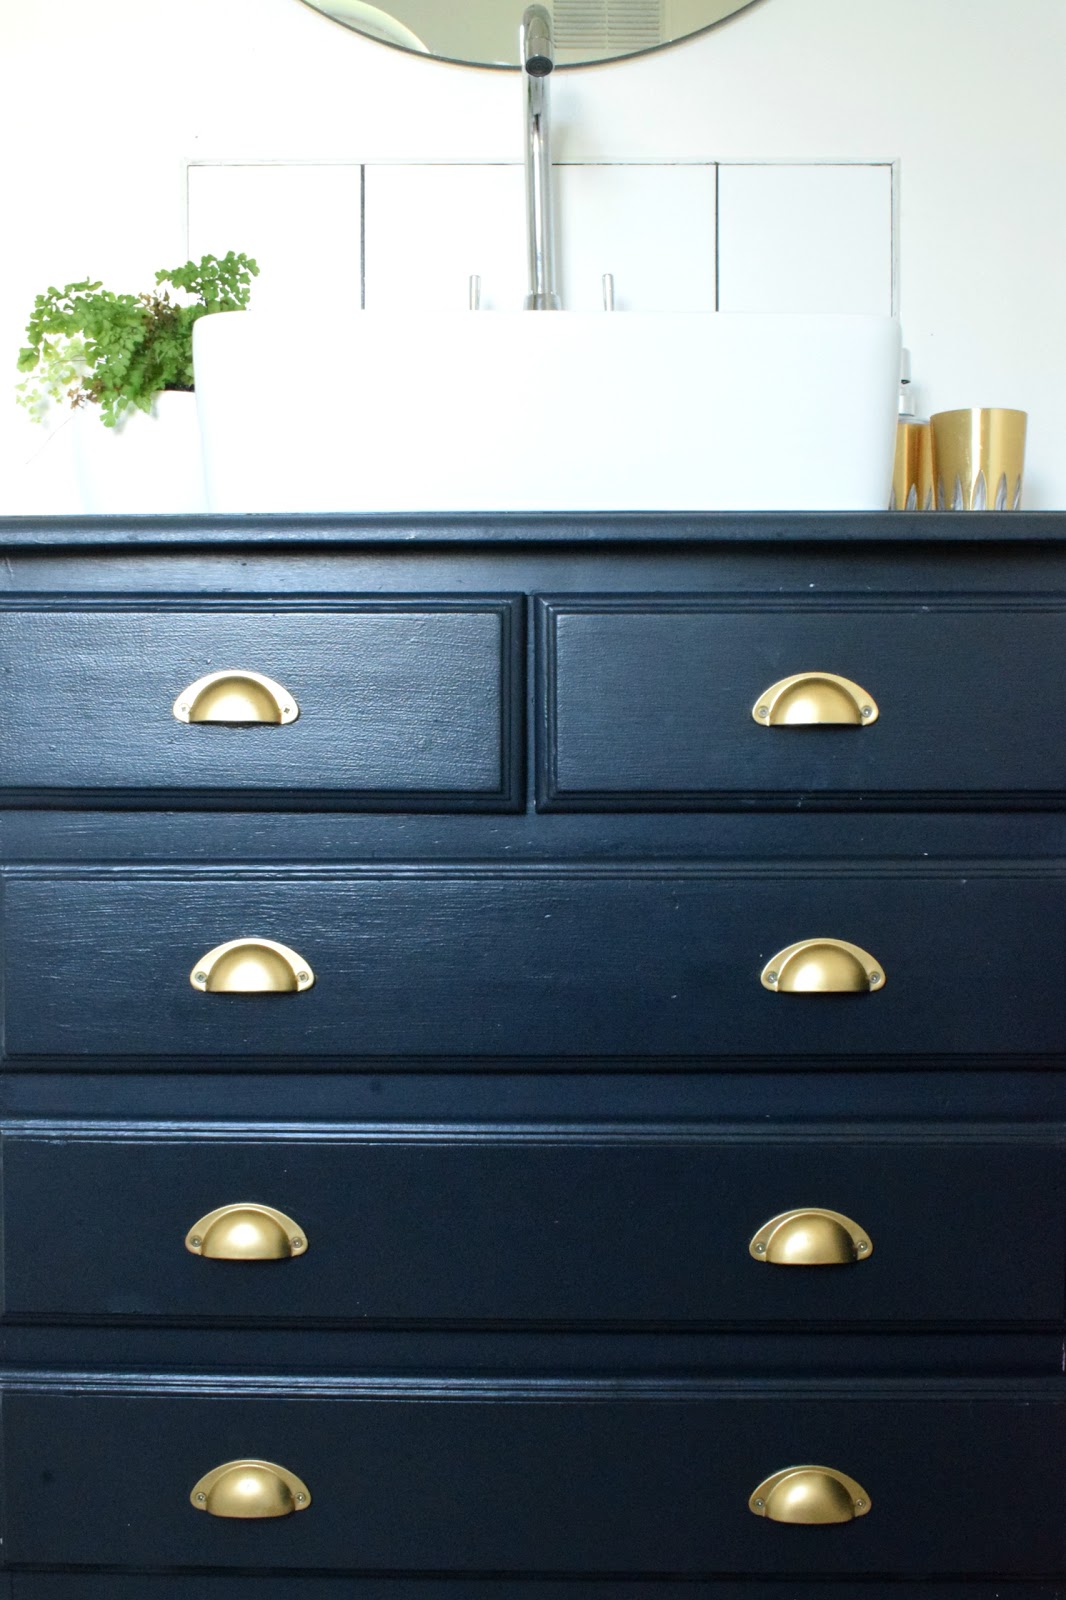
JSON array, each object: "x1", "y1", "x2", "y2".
[
  {"x1": 0, "y1": 601, "x2": 522, "y2": 809},
  {"x1": 4, "y1": 864, "x2": 1062, "y2": 1063},
  {"x1": 4, "y1": 1377, "x2": 1063, "y2": 1575},
  {"x1": 3, "y1": 1125, "x2": 1060, "y2": 1327},
  {"x1": 538, "y1": 596, "x2": 1066, "y2": 808}
]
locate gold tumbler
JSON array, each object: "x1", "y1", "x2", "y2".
[
  {"x1": 890, "y1": 418, "x2": 934, "y2": 511},
  {"x1": 929, "y1": 407, "x2": 1027, "y2": 510}
]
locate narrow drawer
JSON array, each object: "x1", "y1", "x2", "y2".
[
  {"x1": 3, "y1": 1126, "x2": 1061, "y2": 1327},
  {"x1": 4, "y1": 864, "x2": 1062, "y2": 1064},
  {"x1": 0, "y1": 600, "x2": 522, "y2": 809},
  {"x1": 4, "y1": 1377, "x2": 1062, "y2": 1575},
  {"x1": 538, "y1": 596, "x2": 1066, "y2": 808}
]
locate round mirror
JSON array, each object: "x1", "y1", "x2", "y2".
[{"x1": 297, "y1": 1, "x2": 763, "y2": 68}]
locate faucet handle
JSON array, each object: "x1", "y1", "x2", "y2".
[
  {"x1": 602, "y1": 272, "x2": 616, "y2": 311},
  {"x1": 468, "y1": 273, "x2": 482, "y2": 311}
]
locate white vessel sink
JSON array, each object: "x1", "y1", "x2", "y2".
[{"x1": 193, "y1": 310, "x2": 900, "y2": 513}]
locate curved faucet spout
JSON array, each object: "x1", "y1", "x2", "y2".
[{"x1": 521, "y1": 5, "x2": 561, "y2": 309}]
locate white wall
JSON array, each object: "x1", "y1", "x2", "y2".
[{"x1": 2, "y1": 0, "x2": 1063, "y2": 511}]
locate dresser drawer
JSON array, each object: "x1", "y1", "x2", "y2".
[
  {"x1": 0, "y1": 601, "x2": 522, "y2": 809},
  {"x1": 538, "y1": 597, "x2": 1066, "y2": 808},
  {"x1": 4, "y1": 865, "x2": 1062, "y2": 1064},
  {"x1": 4, "y1": 1126, "x2": 1060, "y2": 1327},
  {"x1": 4, "y1": 1378, "x2": 1062, "y2": 1575}
]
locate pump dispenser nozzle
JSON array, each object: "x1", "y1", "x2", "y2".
[{"x1": 889, "y1": 347, "x2": 933, "y2": 511}]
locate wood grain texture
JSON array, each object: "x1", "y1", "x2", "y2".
[
  {"x1": 5, "y1": 1125, "x2": 1059, "y2": 1327},
  {"x1": 14, "y1": 1581, "x2": 1066, "y2": 1598},
  {"x1": 4, "y1": 1378, "x2": 1063, "y2": 1574},
  {"x1": 0, "y1": 601, "x2": 523, "y2": 809},
  {"x1": 1, "y1": 804, "x2": 1063, "y2": 868},
  {"x1": 3, "y1": 508, "x2": 1066, "y2": 547},
  {"x1": 539, "y1": 597, "x2": 1066, "y2": 807},
  {"x1": 4, "y1": 864, "x2": 1065, "y2": 1063},
  {"x1": 3, "y1": 513, "x2": 1066, "y2": 1590}
]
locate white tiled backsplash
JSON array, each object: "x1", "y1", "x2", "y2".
[{"x1": 187, "y1": 160, "x2": 894, "y2": 317}]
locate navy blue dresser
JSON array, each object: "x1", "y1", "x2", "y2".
[{"x1": 1, "y1": 511, "x2": 1064, "y2": 1599}]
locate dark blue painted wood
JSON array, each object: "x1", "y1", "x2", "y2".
[
  {"x1": 0, "y1": 601, "x2": 523, "y2": 810},
  {"x1": 5, "y1": 1069, "x2": 1066, "y2": 1124},
  {"x1": 12, "y1": 1581, "x2": 1066, "y2": 1599},
  {"x1": 6, "y1": 1126, "x2": 1059, "y2": 1327},
  {"x1": 2, "y1": 1324, "x2": 1057, "y2": 1378},
  {"x1": 5, "y1": 865, "x2": 1066, "y2": 1064},
  {"x1": 4, "y1": 513, "x2": 1066, "y2": 1588},
  {"x1": 6, "y1": 539, "x2": 1066, "y2": 615},
  {"x1": 4, "y1": 1377, "x2": 1063, "y2": 1575},
  {"x1": 2, "y1": 508, "x2": 1066, "y2": 547},
  {"x1": 2, "y1": 804, "x2": 1065, "y2": 866},
  {"x1": 539, "y1": 596, "x2": 1066, "y2": 808}
]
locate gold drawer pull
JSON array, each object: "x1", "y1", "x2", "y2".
[
  {"x1": 173, "y1": 670, "x2": 298, "y2": 725},
  {"x1": 752, "y1": 672, "x2": 878, "y2": 727},
  {"x1": 749, "y1": 1208, "x2": 872, "y2": 1265},
  {"x1": 750, "y1": 1465, "x2": 870, "y2": 1524},
  {"x1": 190, "y1": 939, "x2": 315, "y2": 994},
  {"x1": 191, "y1": 1460, "x2": 311, "y2": 1518},
  {"x1": 761, "y1": 938, "x2": 884, "y2": 993},
  {"x1": 186, "y1": 1203, "x2": 308, "y2": 1260}
]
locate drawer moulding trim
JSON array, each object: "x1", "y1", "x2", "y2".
[
  {"x1": 4, "y1": 1370, "x2": 1065, "y2": 1402},
  {"x1": 7, "y1": 860, "x2": 1066, "y2": 882},
  {"x1": 4, "y1": 509, "x2": 1066, "y2": 550},
  {"x1": 4, "y1": 1118, "x2": 1065, "y2": 1145}
]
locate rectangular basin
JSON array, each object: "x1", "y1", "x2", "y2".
[{"x1": 193, "y1": 309, "x2": 900, "y2": 513}]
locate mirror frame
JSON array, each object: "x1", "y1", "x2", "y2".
[{"x1": 295, "y1": 0, "x2": 765, "y2": 70}]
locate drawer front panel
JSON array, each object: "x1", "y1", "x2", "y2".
[
  {"x1": 4, "y1": 1128, "x2": 1061, "y2": 1326},
  {"x1": 4, "y1": 867, "x2": 1063, "y2": 1063},
  {"x1": 0, "y1": 602, "x2": 522, "y2": 808},
  {"x1": 539, "y1": 598, "x2": 1066, "y2": 807},
  {"x1": 5, "y1": 1382, "x2": 1062, "y2": 1574}
]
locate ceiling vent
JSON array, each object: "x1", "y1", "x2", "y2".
[{"x1": 554, "y1": 0, "x2": 664, "y2": 53}]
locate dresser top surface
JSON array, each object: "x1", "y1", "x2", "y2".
[{"x1": 2, "y1": 510, "x2": 1066, "y2": 550}]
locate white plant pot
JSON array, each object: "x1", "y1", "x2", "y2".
[{"x1": 72, "y1": 390, "x2": 206, "y2": 515}]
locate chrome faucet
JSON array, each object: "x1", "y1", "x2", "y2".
[{"x1": 521, "y1": 5, "x2": 561, "y2": 309}]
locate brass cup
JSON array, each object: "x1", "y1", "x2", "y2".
[
  {"x1": 890, "y1": 419, "x2": 934, "y2": 511},
  {"x1": 930, "y1": 407, "x2": 1027, "y2": 510}
]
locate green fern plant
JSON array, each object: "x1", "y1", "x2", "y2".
[{"x1": 16, "y1": 251, "x2": 259, "y2": 427}]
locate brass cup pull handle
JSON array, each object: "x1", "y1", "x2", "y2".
[
  {"x1": 186, "y1": 1203, "x2": 308, "y2": 1260},
  {"x1": 752, "y1": 672, "x2": 878, "y2": 727},
  {"x1": 749, "y1": 1208, "x2": 872, "y2": 1265},
  {"x1": 191, "y1": 1460, "x2": 311, "y2": 1518},
  {"x1": 761, "y1": 939, "x2": 884, "y2": 993},
  {"x1": 750, "y1": 1465, "x2": 871, "y2": 1524},
  {"x1": 190, "y1": 939, "x2": 315, "y2": 994},
  {"x1": 173, "y1": 670, "x2": 298, "y2": 725}
]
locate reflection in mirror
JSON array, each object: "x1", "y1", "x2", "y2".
[{"x1": 299, "y1": 0, "x2": 762, "y2": 68}]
